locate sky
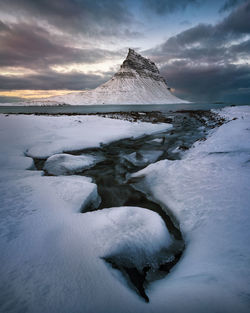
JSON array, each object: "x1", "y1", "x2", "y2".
[{"x1": 0, "y1": 0, "x2": 249, "y2": 103}]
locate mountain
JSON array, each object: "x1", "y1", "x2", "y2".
[{"x1": 36, "y1": 49, "x2": 189, "y2": 105}]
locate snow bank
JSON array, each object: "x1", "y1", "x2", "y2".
[
  {"x1": 44, "y1": 153, "x2": 98, "y2": 175},
  {"x1": 3, "y1": 115, "x2": 172, "y2": 160},
  {"x1": 0, "y1": 114, "x2": 171, "y2": 163},
  {"x1": 0, "y1": 172, "x2": 172, "y2": 312},
  {"x1": 131, "y1": 105, "x2": 250, "y2": 312},
  {"x1": 100, "y1": 206, "x2": 172, "y2": 270}
]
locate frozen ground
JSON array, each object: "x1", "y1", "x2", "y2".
[{"x1": 0, "y1": 107, "x2": 250, "y2": 313}]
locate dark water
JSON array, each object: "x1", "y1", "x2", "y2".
[
  {"x1": 32, "y1": 109, "x2": 225, "y2": 302},
  {"x1": 0, "y1": 102, "x2": 246, "y2": 115}
]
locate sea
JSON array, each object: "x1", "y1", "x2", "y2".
[{"x1": 0, "y1": 102, "x2": 249, "y2": 115}]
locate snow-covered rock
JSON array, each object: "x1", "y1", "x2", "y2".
[
  {"x1": 43, "y1": 153, "x2": 98, "y2": 175},
  {"x1": 14, "y1": 49, "x2": 189, "y2": 106},
  {"x1": 101, "y1": 206, "x2": 173, "y2": 271}
]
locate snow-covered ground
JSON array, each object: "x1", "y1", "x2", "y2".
[
  {"x1": 0, "y1": 114, "x2": 172, "y2": 313},
  {"x1": 132, "y1": 105, "x2": 250, "y2": 312},
  {"x1": 0, "y1": 114, "x2": 170, "y2": 162},
  {"x1": 0, "y1": 106, "x2": 250, "y2": 313}
]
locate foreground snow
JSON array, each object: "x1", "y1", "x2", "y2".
[
  {"x1": 132, "y1": 105, "x2": 250, "y2": 312},
  {"x1": 1, "y1": 107, "x2": 250, "y2": 312},
  {"x1": 0, "y1": 114, "x2": 173, "y2": 313},
  {"x1": 0, "y1": 114, "x2": 171, "y2": 162},
  {"x1": 0, "y1": 171, "x2": 171, "y2": 313}
]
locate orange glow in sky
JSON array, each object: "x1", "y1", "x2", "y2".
[{"x1": 0, "y1": 89, "x2": 79, "y2": 99}]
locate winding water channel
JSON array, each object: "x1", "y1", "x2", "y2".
[{"x1": 33, "y1": 110, "x2": 224, "y2": 302}]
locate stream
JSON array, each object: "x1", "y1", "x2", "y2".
[{"x1": 33, "y1": 110, "x2": 225, "y2": 302}]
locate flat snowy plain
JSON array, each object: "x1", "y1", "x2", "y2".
[{"x1": 0, "y1": 106, "x2": 250, "y2": 313}]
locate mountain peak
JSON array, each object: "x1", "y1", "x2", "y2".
[
  {"x1": 43, "y1": 48, "x2": 189, "y2": 105},
  {"x1": 115, "y1": 48, "x2": 164, "y2": 82}
]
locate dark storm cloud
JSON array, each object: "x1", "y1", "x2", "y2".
[
  {"x1": 142, "y1": 0, "x2": 199, "y2": 15},
  {"x1": 0, "y1": 16, "x2": 125, "y2": 91},
  {"x1": 0, "y1": 70, "x2": 110, "y2": 90},
  {"x1": 219, "y1": 0, "x2": 250, "y2": 33},
  {"x1": 153, "y1": 0, "x2": 250, "y2": 56},
  {"x1": 160, "y1": 63, "x2": 250, "y2": 101},
  {"x1": 231, "y1": 39, "x2": 250, "y2": 54},
  {"x1": 0, "y1": 0, "x2": 139, "y2": 38},
  {"x1": 0, "y1": 21, "x2": 122, "y2": 69},
  {"x1": 147, "y1": 1, "x2": 250, "y2": 102}
]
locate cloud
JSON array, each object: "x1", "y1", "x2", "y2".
[
  {"x1": 0, "y1": 70, "x2": 110, "y2": 91},
  {"x1": 0, "y1": 0, "x2": 249, "y2": 103},
  {"x1": 0, "y1": 20, "x2": 9, "y2": 32},
  {"x1": 219, "y1": 0, "x2": 250, "y2": 34},
  {"x1": 0, "y1": 0, "x2": 140, "y2": 39},
  {"x1": 0, "y1": 16, "x2": 125, "y2": 92},
  {"x1": 0, "y1": 20, "x2": 123, "y2": 69},
  {"x1": 160, "y1": 62, "x2": 250, "y2": 101},
  {"x1": 147, "y1": 1, "x2": 250, "y2": 102}
]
